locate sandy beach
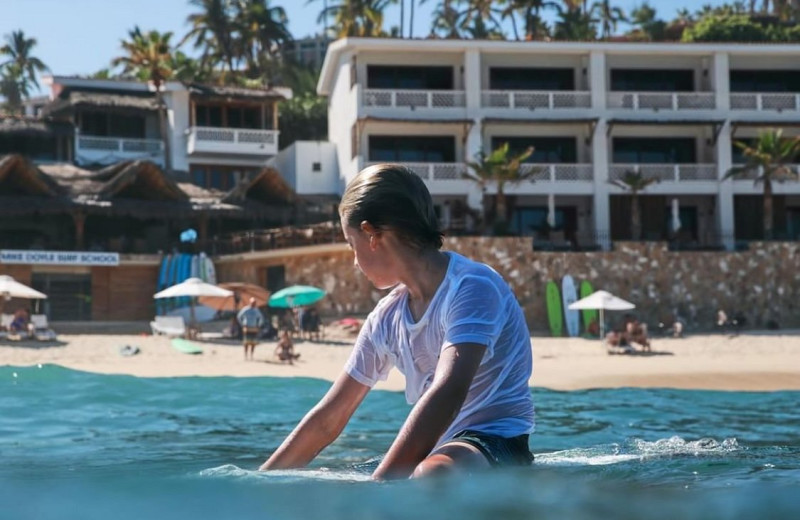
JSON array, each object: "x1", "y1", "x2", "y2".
[{"x1": 2, "y1": 327, "x2": 799, "y2": 392}]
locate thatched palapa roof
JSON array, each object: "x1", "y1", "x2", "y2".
[
  {"x1": 42, "y1": 91, "x2": 159, "y2": 116},
  {"x1": 222, "y1": 166, "x2": 295, "y2": 206},
  {"x1": 188, "y1": 83, "x2": 289, "y2": 103},
  {"x1": 0, "y1": 155, "x2": 66, "y2": 196},
  {"x1": 0, "y1": 117, "x2": 73, "y2": 137}
]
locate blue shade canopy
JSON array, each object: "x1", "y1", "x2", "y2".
[{"x1": 269, "y1": 285, "x2": 326, "y2": 308}]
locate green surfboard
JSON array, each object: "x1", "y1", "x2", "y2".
[
  {"x1": 171, "y1": 338, "x2": 203, "y2": 355},
  {"x1": 545, "y1": 280, "x2": 563, "y2": 337},
  {"x1": 579, "y1": 280, "x2": 598, "y2": 332}
]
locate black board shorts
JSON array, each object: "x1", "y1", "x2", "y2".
[{"x1": 447, "y1": 430, "x2": 534, "y2": 467}]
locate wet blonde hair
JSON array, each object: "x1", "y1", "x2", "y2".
[{"x1": 339, "y1": 163, "x2": 443, "y2": 250}]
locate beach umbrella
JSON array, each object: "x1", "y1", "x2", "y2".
[
  {"x1": 671, "y1": 198, "x2": 681, "y2": 233},
  {"x1": 154, "y1": 278, "x2": 233, "y2": 326},
  {"x1": 0, "y1": 275, "x2": 47, "y2": 313},
  {"x1": 198, "y1": 282, "x2": 271, "y2": 311},
  {"x1": 269, "y1": 285, "x2": 326, "y2": 308},
  {"x1": 568, "y1": 290, "x2": 635, "y2": 338}
]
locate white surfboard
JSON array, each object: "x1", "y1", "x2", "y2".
[
  {"x1": 561, "y1": 275, "x2": 580, "y2": 337},
  {"x1": 205, "y1": 255, "x2": 217, "y2": 285}
]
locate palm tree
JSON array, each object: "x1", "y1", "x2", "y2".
[
  {"x1": 629, "y1": 2, "x2": 666, "y2": 41},
  {"x1": 313, "y1": 0, "x2": 393, "y2": 38},
  {"x1": 464, "y1": 143, "x2": 536, "y2": 235},
  {"x1": 112, "y1": 27, "x2": 175, "y2": 172},
  {"x1": 0, "y1": 30, "x2": 48, "y2": 113},
  {"x1": 461, "y1": 0, "x2": 506, "y2": 38},
  {"x1": 502, "y1": 0, "x2": 556, "y2": 40},
  {"x1": 725, "y1": 130, "x2": 800, "y2": 239},
  {"x1": 425, "y1": 0, "x2": 466, "y2": 38},
  {"x1": 610, "y1": 169, "x2": 659, "y2": 240},
  {"x1": 554, "y1": 2, "x2": 598, "y2": 40},
  {"x1": 183, "y1": 0, "x2": 238, "y2": 77},
  {"x1": 593, "y1": 0, "x2": 626, "y2": 39},
  {"x1": 235, "y1": 0, "x2": 292, "y2": 80}
]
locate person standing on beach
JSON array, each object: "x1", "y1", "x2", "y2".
[
  {"x1": 260, "y1": 163, "x2": 534, "y2": 479},
  {"x1": 237, "y1": 298, "x2": 264, "y2": 361}
]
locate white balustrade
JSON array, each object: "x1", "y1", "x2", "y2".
[
  {"x1": 187, "y1": 126, "x2": 279, "y2": 155},
  {"x1": 362, "y1": 89, "x2": 466, "y2": 109},
  {"x1": 75, "y1": 135, "x2": 164, "y2": 166},
  {"x1": 610, "y1": 164, "x2": 718, "y2": 182},
  {"x1": 481, "y1": 90, "x2": 592, "y2": 109},
  {"x1": 730, "y1": 93, "x2": 800, "y2": 112},
  {"x1": 520, "y1": 163, "x2": 594, "y2": 182},
  {"x1": 366, "y1": 162, "x2": 466, "y2": 181},
  {"x1": 607, "y1": 92, "x2": 716, "y2": 110}
]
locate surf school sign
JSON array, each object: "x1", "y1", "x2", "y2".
[{"x1": 0, "y1": 250, "x2": 120, "y2": 266}]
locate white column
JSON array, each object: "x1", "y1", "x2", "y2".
[
  {"x1": 465, "y1": 120, "x2": 483, "y2": 212},
  {"x1": 589, "y1": 50, "x2": 607, "y2": 111},
  {"x1": 712, "y1": 52, "x2": 730, "y2": 112},
  {"x1": 464, "y1": 49, "x2": 481, "y2": 111},
  {"x1": 592, "y1": 119, "x2": 611, "y2": 250},
  {"x1": 165, "y1": 89, "x2": 190, "y2": 173},
  {"x1": 716, "y1": 120, "x2": 735, "y2": 250}
]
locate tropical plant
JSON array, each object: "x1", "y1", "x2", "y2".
[
  {"x1": 460, "y1": 0, "x2": 506, "y2": 38},
  {"x1": 112, "y1": 27, "x2": 175, "y2": 171},
  {"x1": 183, "y1": 0, "x2": 238, "y2": 76},
  {"x1": 313, "y1": 0, "x2": 393, "y2": 37},
  {"x1": 610, "y1": 169, "x2": 659, "y2": 240},
  {"x1": 235, "y1": 0, "x2": 292, "y2": 80},
  {"x1": 682, "y1": 13, "x2": 770, "y2": 41},
  {"x1": 593, "y1": 0, "x2": 626, "y2": 39},
  {"x1": 553, "y1": 2, "x2": 598, "y2": 40},
  {"x1": 0, "y1": 30, "x2": 48, "y2": 114},
  {"x1": 464, "y1": 143, "x2": 536, "y2": 235},
  {"x1": 425, "y1": 0, "x2": 466, "y2": 38},
  {"x1": 502, "y1": 0, "x2": 555, "y2": 40},
  {"x1": 725, "y1": 130, "x2": 800, "y2": 239},
  {"x1": 629, "y1": 2, "x2": 666, "y2": 41}
]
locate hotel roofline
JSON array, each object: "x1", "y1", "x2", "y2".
[{"x1": 318, "y1": 38, "x2": 800, "y2": 95}]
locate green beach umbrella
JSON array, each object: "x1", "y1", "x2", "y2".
[{"x1": 269, "y1": 285, "x2": 326, "y2": 308}]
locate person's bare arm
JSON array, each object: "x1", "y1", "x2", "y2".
[
  {"x1": 372, "y1": 342, "x2": 486, "y2": 480},
  {"x1": 259, "y1": 371, "x2": 370, "y2": 470}
]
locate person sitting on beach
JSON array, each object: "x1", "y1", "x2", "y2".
[
  {"x1": 625, "y1": 319, "x2": 651, "y2": 352},
  {"x1": 237, "y1": 298, "x2": 264, "y2": 361},
  {"x1": 259, "y1": 163, "x2": 534, "y2": 480},
  {"x1": 9, "y1": 309, "x2": 33, "y2": 338},
  {"x1": 274, "y1": 330, "x2": 300, "y2": 364}
]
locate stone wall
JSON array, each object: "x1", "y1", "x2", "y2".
[{"x1": 214, "y1": 239, "x2": 800, "y2": 333}]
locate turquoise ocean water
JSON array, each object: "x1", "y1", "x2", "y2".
[{"x1": 1, "y1": 365, "x2": 799, "y2": 519}]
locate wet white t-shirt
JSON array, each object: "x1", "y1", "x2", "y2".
[{"x1": 345, "y1": 252, "x2": 534, "y2": 445}]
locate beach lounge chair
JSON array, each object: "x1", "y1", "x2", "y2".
[
  {"x1": 150, "y1": 316, "x2": 187, "y2": 337},
  {"x1": 30, "y1": 314, "x2": 57, "y2": 341},
  {"x1": 0, "y1": 313, "x2": 12, "y2": 339}
]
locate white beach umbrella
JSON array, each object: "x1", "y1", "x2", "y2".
[
  {"x1": 568, "y1": 290, "x2": 635, "y2": 338},
  {"x1": 671, "y1": 198, "x2": 681, "y2": 233},
  {"x1": 0, "y1": 275, "x2": 47, "y2": 300},
  {"x1": 154, "y1": 278, "x2": 233, "y2": 326},
  {"x1": 153, "y1": 277, "x2": 232, "y2": 299}
]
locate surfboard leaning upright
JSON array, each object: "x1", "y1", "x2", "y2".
[
  {"x1": 561, "y1": 275, "x2": 580, "y2": 337},
  {"x1": 545, "y1": 280, "x2": 564, "y2": 337},
  {"x1": 579, "y1": 280, "x2": 598, "y2": 332}
]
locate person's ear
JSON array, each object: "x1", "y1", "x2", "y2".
[{"x1": 360, "y1": 221, "x2": 380, "y2": 250}]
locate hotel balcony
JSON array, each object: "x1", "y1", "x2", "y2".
[
  {"x1": 610, "y1": 163, "x2": 717, "y2": 183},
  {"x1": 730, "y1": 93, "x2": 800, "y2": 112},
  {"x1": 607, "y1": 92, "x2": 716, "y2": 111},
  {"x1": 481, "y1": 91, "x2": 591, "y2": 110},
  {"x1": 74, "y1": 134, "x2": 164, "y2": 167},
  {"x1": 521, "y1": 163, "x2": 594, "y2": 182},
  {"x1": 186, "y1": 126, "x2": 279, "y2": 156},
  {"x1": 361, "y1": 88, "x2": 467, "y2": 110}
]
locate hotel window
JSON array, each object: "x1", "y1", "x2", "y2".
[
  {"x1": 367, "y1": 65, "x2": 453, "y2": 90},
  {"x1": 610, "y1": 69, "x2": 694, "y2": 92},
  {"x1": 612, "y1": 138, "x2": 696, "y2": 163},
  {"x1": 730, "y1": 70, "x2": 800, "y2": 92},
  {"x1": 491, "y1": 137, "x2": 577, "y2": 163},
  {"x1": 190, "y1": 165, "x2": 254, "y2": 190},
  {"x1": 368, "y1": 136, "x2": 456, "y2": 162},
  {"x1": 489, "y1": 67, "x2": 575, "y2": 91},
  {"x1": 80, "y1": 111, "x2": 146, "y2": 138}
]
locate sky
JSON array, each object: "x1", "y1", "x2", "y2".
[{"x1": 0, "y1": 0, "x2": 732, "y2": 96}]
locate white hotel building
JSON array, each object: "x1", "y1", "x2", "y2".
[{"x1": 316, "y1": 38, "x2": 800, "y2": 250}]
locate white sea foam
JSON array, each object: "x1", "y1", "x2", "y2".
[
  {"x1": 535, "y1": 436, "x2": 740, "y2": 466},
  {"x1": 199, "y1": 464, "x2": 372, "y2": 482}
]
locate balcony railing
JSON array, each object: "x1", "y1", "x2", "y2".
[
  {"x1": 729, "y1": 163, "x2": 800, "y2": 180},
  {"x1": 75, "y1": 135, "x2": 164, "y2": 166},
  {"x1": 610, "y1": 164, "x2": 718, "y2": 182},
  {"x1": 361, "y1": 89, "x2": 466, "y2": 109},
  {"x1": 481, "y1": 90, "x2": 592, "y2": 110},
  {"x1": 607, "y1": 92, "x2": 716, "y2": 110},
  {"x1": 186, "y1": 126, "x2": 279, "y2": 156},
  {"x1": 520, "y1": 163, "x2": 594, "y2": 182},
  {"x1": 366, "y1": 161, "x2": 467, "y2": 181},
  {"x1": 730, "y1": 93, "x2": 800, "y2": 112}
]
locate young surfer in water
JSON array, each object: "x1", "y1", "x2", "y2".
[{"x1": 259, "y1": 163, "x2": 534, "y2": 480}]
